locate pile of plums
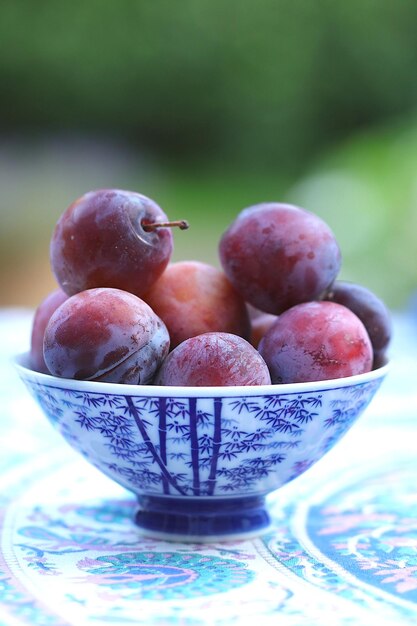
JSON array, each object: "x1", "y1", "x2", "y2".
[{"x1": 30, "y1": 189, "x2": 391, "y2": 386}]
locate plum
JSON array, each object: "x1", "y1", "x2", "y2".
[
  {"x1": 258, "y1": 301, "x2": 373, "y2": 383},
  {"x1": 219, "y1": 203, "x2": 341, "y2": 314},
  {"x1": 324, "y1": 280, "x2": 391, "y2": 368},
  {"x1": 143, "y1": 261, "x2": 250, "y2": 348},
  {"x1": 154, "y1": 332, "x2": 271, "y2": 386},
  {"x1": 50, "y1": 189, "x2": 186, "y2": 298},
  {"x1": 30, "y1": 288, "x2": 68, "y2": 373},
  {"x1": 43, "y1": 287, "x2": 170, "y2": 384},
  {"x1": 250, "y1": 312, "x2": 278, "y2": 349}
]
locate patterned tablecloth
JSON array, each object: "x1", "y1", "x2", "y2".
[{"x1": 1, "y1": 308, "x2": 417, "y2": 626}]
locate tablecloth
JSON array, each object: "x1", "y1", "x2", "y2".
[{"x1": 1, "y1": 307, "x2": 417, "y2": 626}]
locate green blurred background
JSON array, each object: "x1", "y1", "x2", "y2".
[{"x1": 1, "y1": 0, "x2": 417, "y2": 310}]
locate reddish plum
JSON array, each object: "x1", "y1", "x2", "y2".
[
  {"x1": 50, "y1": 189, "x2": 181, "y2": 297},
  {"x1": 143, "y1": 261, "x2": 250, "y2": 348},
  {"x1": 250, "y1": 312, "x2": 278, "y2": 349},
  {"x1": 154, "y1": 332, "x2": 271, "y2": 387},
  {"x1": 30, "y1": 288, "x2": 68, "y2": 373},
  {"x1": 258, "y1": 301, "x2": 373, "y2": 383},
  {"x1": 43, "y1": 288, "x2": 170, "y2": 383},
  {"x1": 219, "y1": 203, "x2": 341, "y2": 314},
  {"x1": 324, "y1": 281, "x2": 391, "y2": 367}
]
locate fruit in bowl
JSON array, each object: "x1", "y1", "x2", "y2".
[
  {"x1": 50, "y1": 188, "x2": 188, "y2": 298},
  {"x1": 43, "y1": 287, "x2": 170, "y2": 384},
  {"x1": 219, "y1": 202, "x2": 342, "y2": 314},
  {"x1": 258, "y1": 301, "x2": 374, "y2": 384},
  {"x1": 143, "y1": 260, "x2": 250, "y2": 349},
  {"x1": 15, "y1": 189, "x2": 391, "y2": 541}
]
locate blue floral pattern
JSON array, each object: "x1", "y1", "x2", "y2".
[
  {"x1": 23, "y1": 379, "x2": 382, "y2": 499},
  {"x1": 306, "y1": 464, "x2": 417, "y2": 600},
  {"x1": 2, "y1": 449, "x2": 417, "y2": 626},
  {"x1": 78, "y1": 551, "x2": 255, "y2": 599}
]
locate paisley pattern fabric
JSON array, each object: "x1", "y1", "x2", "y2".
[{"x1": 1, "y1": 310, "x2": 417, "y2": 625}]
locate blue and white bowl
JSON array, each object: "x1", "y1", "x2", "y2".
[{"x1": 15, "y1": 353, "x2": 388, "y2": 542}]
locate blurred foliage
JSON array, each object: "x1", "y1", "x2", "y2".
[
  {"x1": 2, "y1": 117, "x2": 416, "y2": 310},
  {"x1": 1, "y1": 1, "x2": 417, "y2": 309},
  {"x1": 1, "y1": 0, "x2": 417, "y2": 172}
]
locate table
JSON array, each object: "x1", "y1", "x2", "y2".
[{"x1": 1, "y1": 308, "x2": 417, "y2": 625}]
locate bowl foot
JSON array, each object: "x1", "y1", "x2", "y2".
[{"x1": 135, "y1": 495, "x2": 271, "y2": 542}]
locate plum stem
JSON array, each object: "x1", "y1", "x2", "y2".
[{"x1": 142, "y1": 219, "x2": 189, "y2": 232}]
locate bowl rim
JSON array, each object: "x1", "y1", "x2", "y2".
[{"x1": 13, "y1": 351, "x2": 390, "y2": 398}]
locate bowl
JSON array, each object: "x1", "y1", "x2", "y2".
[{"x1": 14, "y1": 353, "x2": 388, "y2": 542}]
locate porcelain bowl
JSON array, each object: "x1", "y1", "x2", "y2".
[{"x1": 15, "y1": 353, "x2": 388, "y2": 541}]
